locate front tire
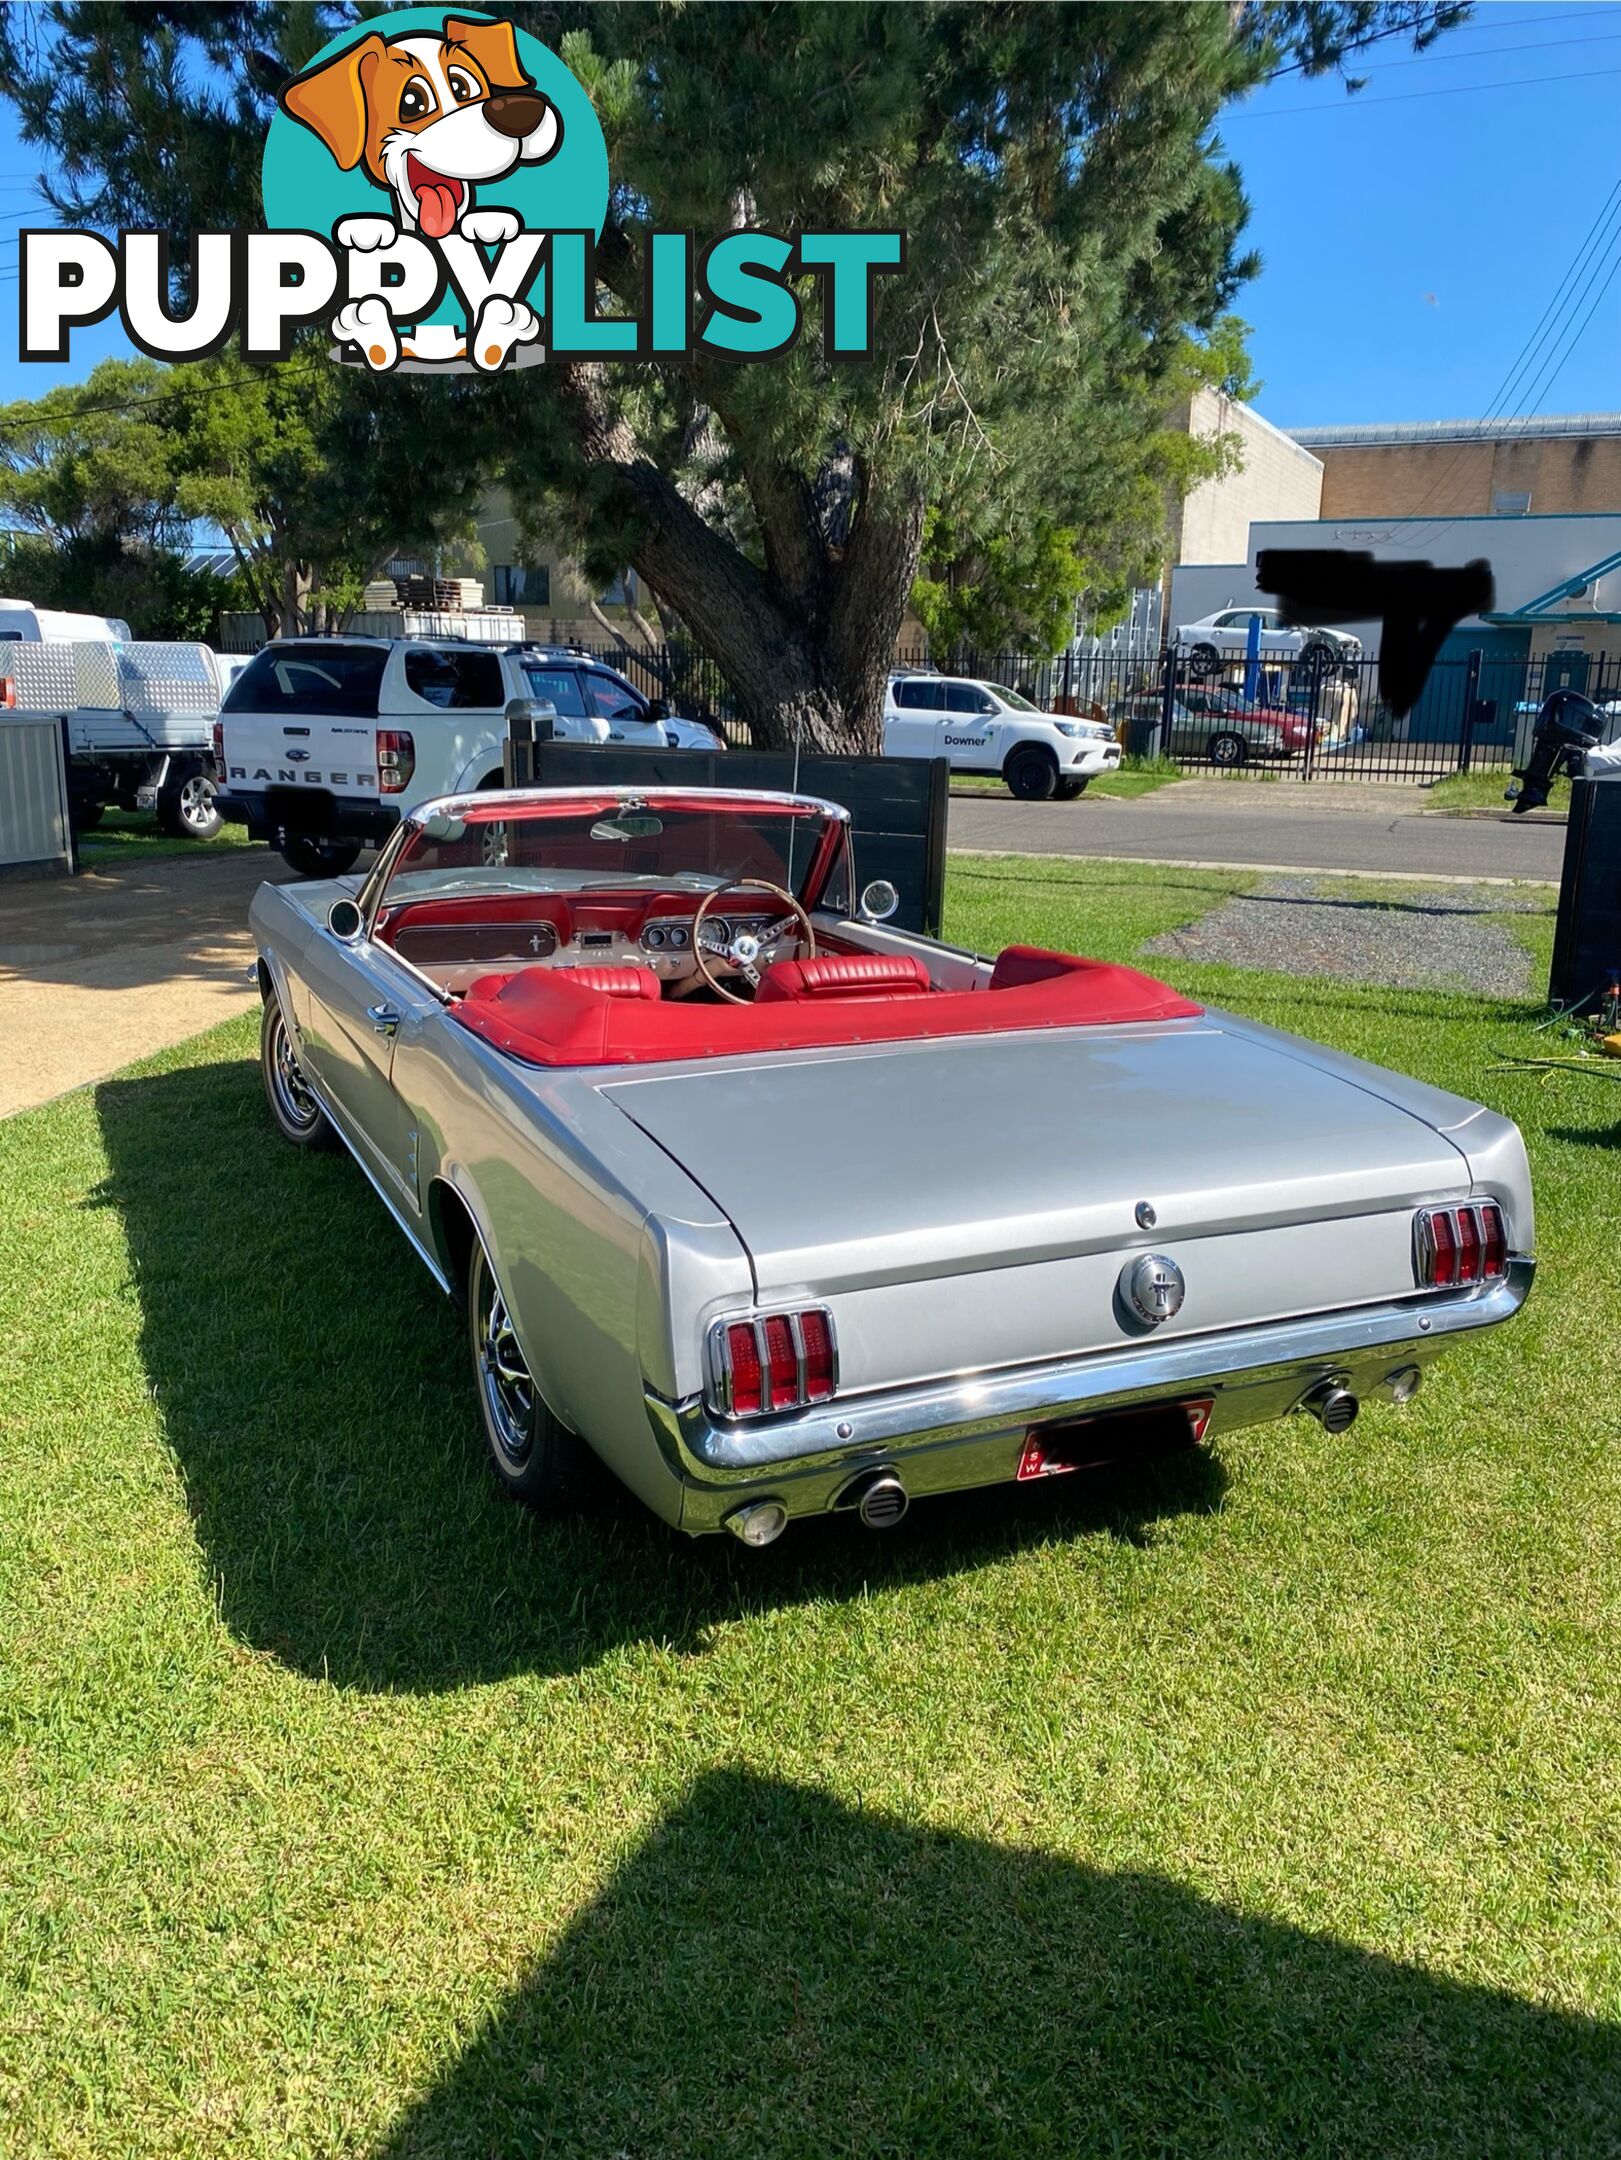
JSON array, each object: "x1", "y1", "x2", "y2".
[
  {"x1": 1053, "y1": 777, "x2": 1088, "y2": 800},
  {"x1": 1005, "y1": 746, "x2": 1059, "y2": 801},
  {"x1": 260, "y1": 993, "x2": 334, "y2": 1149},
  {"x1": 157, "y1": 761, "x2": 222, "y2": 840},
  {"x1": 468, "y1": 1241, "x2": 588, "y2": 1514},
  {"x1": 1187, "y1": 642, "x2": 1221, "y2": 679},
  {"x1": 1207, "y1": 730, "x2": 1249, "y2": 768},
  {"x1": 277, "y1": 834, "x2": 363, "y2": 878}
]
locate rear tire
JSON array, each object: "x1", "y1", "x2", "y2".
[
  {"x1": 277, "y1": 834, "x2": 363, "y2": 878},
  {"x1": 468, "y1": 1240, "x2": 588, "y2": 1514},
  {"x1": 1053, "y1": 777, "x2": 1088, "y2": 800},
  {"x1": 260, "y1": 993, "x2": 335, "y2": 1149},
  {"x1": 157, "y1": 761, "x2": 222, "y2": 841},
  {"x1": 1187, "y1": 642, "x2": 1221, "y2": 678},
  {"x1": 1005, "y1": 746, "x2": 1059, "y2": 801},
  {"x1": 1207, "y1": 731, "x2": 1248, "y2": 768}
]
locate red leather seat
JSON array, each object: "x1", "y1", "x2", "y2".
[
  {"x1": 755, "y1": 953, "x2": 934, "y2": 1003},
  {"x1": 463, "y1": 964, "x2": 659, "y2": 1008},
  {"x1": 554, "y1": 966, "x2": 662, "y2": 1000}
]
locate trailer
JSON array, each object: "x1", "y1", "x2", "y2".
[{"x1": 0, "y1": 640, "x2": 224, "y2": 840}]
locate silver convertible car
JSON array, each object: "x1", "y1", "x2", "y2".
[{"x1": 250, "y1": 785, "x2": 1533, "y2": 1544}]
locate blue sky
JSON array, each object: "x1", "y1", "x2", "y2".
[{"x1": 1, "y1": 2, "x2": 1619, "y2": 431}]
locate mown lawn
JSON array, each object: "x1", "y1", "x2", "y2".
[
  {"x1": 1423, "y1": 769, "x2": 1559, "y2": 819},
  {"x1": 77, "y1": 807, "x2": 260, "y2": 865},
  {"x1": 950, "y1": 753, "x2": 1184, "y2": 802},
  {"x1": 2, "y1": 855, "x2": 1618, "y2": 2157}
]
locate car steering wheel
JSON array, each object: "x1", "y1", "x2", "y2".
[{"x1": 692, "y1": 878, "x2": 816, "y2": 1002}]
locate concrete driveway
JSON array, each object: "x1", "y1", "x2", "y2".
[
  {"x1": 948, "y1": 780, "x2": 1569, "y2": 883},
  {"x1": 0, "y1": 848, "x2": 290, "y2": 1118}
]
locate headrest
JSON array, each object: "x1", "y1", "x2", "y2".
[
  {"x1": 756, "y1": 953, "x2": 934, "y2": 1003},
  {"x1": 552, "y1": 965, "x2": 662, "y2": 1000}
]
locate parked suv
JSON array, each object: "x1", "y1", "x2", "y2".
[
  {"x1": 506, "y1": 645, "x2": 727, "y2": 752},
  {"x1": 216, "y1": 640, "x2": 733, "y2": 875},
  {"x1": 883, "y1": 671, "x2": 1122, "y2": 799},
  {"x1": 1173, "y1": 608, "x2": 1360, "y2": 679}
]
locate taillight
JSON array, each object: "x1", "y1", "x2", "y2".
[
  {"x1": 1414, "y1": 1201, "x2": 1508, "y2": 1288},
  {"x1": 211, "y1": 717, "x2": 224, "y2": 772},
  {"x1": 376, "y1": 728, "x2": 415, "y2": 794},
  {"x1": 709, "y1": 1308, "x2": 839, "y2": 1419}
]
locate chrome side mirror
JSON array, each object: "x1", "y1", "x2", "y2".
[
  {"x1": 327, "y1": 897, "x2": 364, "y2": 943},
  {"x1": 858, "y1": 878, "x2": 900, "y2": 923}
]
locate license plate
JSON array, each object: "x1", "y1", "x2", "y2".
[{"x1": 1017, "y1": 1398, "x2": 1213, "y2": 1482}]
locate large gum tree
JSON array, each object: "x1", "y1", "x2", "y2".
[{"x1": 0, "y1": 1, "x2": 1465, "y2": 746}]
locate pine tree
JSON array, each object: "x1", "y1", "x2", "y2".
[{"x1": 0, "y1": 2, "x2": 1466, "y2": 745}]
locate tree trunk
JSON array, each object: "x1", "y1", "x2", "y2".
[{"x1": 550, "y1": 363, "x2": 924, "y2": 754}]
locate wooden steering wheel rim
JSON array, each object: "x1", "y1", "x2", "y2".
[{"x1": 692, "y1": 878, "x2": 816, "y2": 1003}]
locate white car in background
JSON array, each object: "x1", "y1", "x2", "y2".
[
  {"x1": 1174, "y1": 608, "x2": 1361, "y2": 679},
  {"x1": 884, "y1": 671, "x2": 1122, "y2": 799}
]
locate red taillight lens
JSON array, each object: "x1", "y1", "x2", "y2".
[
  {"x1": 712, "y1": 1309, "x2": 838, "y2": 1419},
  {"x1": 725, "y1": 1322, "x2": 763, "y2": 1418},
  {"x1": 376, "y1": 728, "x2": 415, "y2": 795},
  {"x1": 211, "y1": 717, "x2": 224, "y2": 771},
  {"x1": 1415, "y1": 1202, "x2": 1507, "y2": 1288},
  {"x1": 800, "y1": 1309, "x2": 835, "y2": 1403},
  {"x1": 763, "y1": 1314, "x2": 798, "y2": 1410}
]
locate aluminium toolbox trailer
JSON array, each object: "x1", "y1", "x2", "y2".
[{"x1": 0, "y1": 640, "x2": 224, "y2": 840}]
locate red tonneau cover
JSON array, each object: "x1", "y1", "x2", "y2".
[{"x1": 450, "y1": 945, "x2": 1201, "y2": 1068}]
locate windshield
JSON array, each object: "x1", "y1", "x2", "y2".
[
  {"x1": 380, "y1": 800, "x2": 838, "y2": 907},
  {"x1": 989, "y1": 683, "x2": 1042, "y2": 713}
]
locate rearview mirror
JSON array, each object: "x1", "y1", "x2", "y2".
[
  {"x1": 327, "y1": 897, "x2": 364, "y2": 942},
  {"x1": 858, "y1": 879, "x2": 900, "y2": 923},
  {"x1": 589, "y1": 813, "x2": 665, "y2": 843}
]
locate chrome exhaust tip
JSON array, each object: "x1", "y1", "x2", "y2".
[
  {"x1": 725, "y1": 1499, "x2": 788, "y2": 1547},
  {"x1": 855, "y1": 1473, "x2": 909, "y2": 1531},
  {"x1": 1304, "y1": 1384, "x2": 1359, "y2": 1435}
]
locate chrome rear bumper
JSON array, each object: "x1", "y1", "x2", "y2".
[{"x1": 645, "y1": 1260, "x2": 1532, "y2": 1534}]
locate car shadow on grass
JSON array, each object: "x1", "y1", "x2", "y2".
[
  {"x1": 370, "y1": 1768, "x2": 1621, "y2": 2159},
  {"x1": 93, "y1": 1054, "x2": 1226, "y2": 1694}
]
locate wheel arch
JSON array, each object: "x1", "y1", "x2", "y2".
[{"x1": 431, "y1": 1172, "x2": 577, "y2": 1430}]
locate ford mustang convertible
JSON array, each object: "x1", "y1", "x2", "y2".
[{"x1": 249, "y1": 785, "x2": 1533, "y2": 1543}]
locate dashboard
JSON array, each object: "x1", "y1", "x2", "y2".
[{"x1": 381, "y1": 893, "x2": 801, "y2": 993}]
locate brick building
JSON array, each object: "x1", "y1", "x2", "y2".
[{"x1": 1289, "y1": 412, "x2": 1621, "y2": 520}]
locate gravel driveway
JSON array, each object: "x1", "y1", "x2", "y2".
[{"x1": 1143, "y1": 875, "x2": 1550, "y2": 996}]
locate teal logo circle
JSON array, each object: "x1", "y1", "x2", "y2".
[{"x1": 262, "y1": 6, "x2": 607, "y2": 352}]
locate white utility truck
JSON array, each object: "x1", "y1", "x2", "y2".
[{"x1": 0, "y1": 639, "x2": 227, "y2": 839}]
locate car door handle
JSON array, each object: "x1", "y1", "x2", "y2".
[{"x1": 368, "y1": 1003, "x2": 401, "y2": 1037}]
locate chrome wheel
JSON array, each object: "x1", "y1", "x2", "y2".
[
  {"x1": 477, "y1": 1262, "x2": 536, "y2": 1473},
  {"x1": 269, "y1": 1009, "x2": 320, "y2": 1131}
]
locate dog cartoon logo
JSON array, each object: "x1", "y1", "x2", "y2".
[{"x1": 262, "y1": 6, "x2": 607, "y2": 371}]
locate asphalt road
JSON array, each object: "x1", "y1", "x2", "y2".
[{"x1": 947, "y1": 791, "x2": 1568, "y2": 883}]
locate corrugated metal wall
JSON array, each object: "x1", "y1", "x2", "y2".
[{"x1": 0, "y1": 717, "x2": 72, "y2": 873}]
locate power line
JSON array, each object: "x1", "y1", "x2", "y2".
[
  {"x1": 1231, "y1": 60, "x2": 1621, "y2": 117},
  {"x1": 1330, "y1": 21, "x2": 1621, "y2": 72},
  {"x1": 0, "y1": 359, "x2": 331, "y2": 430}
]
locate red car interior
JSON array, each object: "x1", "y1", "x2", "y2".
[
  {"x1": 450, "y1": 941, "x2": 1201, "y2": 1067},
  {"x1": 754, "y1": 954, "x2": 934, "y2": 1003}
]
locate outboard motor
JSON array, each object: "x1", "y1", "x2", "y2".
[{"x1": 1507, "y1": 688, "x2": 1604, "y2": 813}]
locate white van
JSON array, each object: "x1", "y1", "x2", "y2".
[{"x1": 0, "y1": 598, "x2": 132, "y2": 644}]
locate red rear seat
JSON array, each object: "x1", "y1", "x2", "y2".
[{"x1": 755, "y1": 953, "x2": 933, "y2": 1003}]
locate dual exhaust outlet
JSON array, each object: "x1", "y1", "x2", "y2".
[
  {"x1": 726, "y1": 1468, "x2": 909, "y2": 1546},
  {"x1": 728, "y1": 1371, "x2": 1418, "y2": 1544}
]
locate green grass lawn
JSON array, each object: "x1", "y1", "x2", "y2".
[
  {"x1": 1423, "y1": 770, "x2": 1556, "y2": 818},
  {"x1": 2, "y1": 855, "x2": 1618, "y2": 2156},
  {"x1": 77, "y1": 807, "x2": 260, "y2": 865},
  {"x1": 951, "y1": 753, "x2": 1184, "y2": 802}
]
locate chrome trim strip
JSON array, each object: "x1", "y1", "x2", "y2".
[{"x1": 670, "y1": 1260, "x2": 1532, "y2": 1478}]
